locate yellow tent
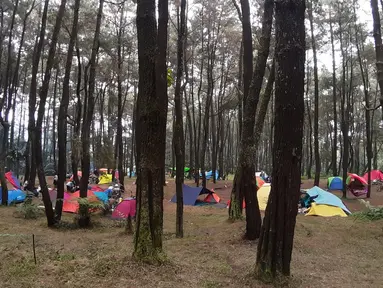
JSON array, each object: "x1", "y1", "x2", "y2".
[
  {"x1": 257, "y1": 185, "x2": 271, "y2": 211},
  {"x1": 99, "y1": 174, "x2": 113, "y2": 184},
  {"x1": 305, "y1": 202, "x2": 347, "y2": 217},
  {"x1": 227, "y1": 174, "x2": 235, "y2": 181}
]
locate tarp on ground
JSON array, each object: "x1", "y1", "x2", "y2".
[
  {"x1": 112, "y1": 198, "x2": 136, "y2": 219},
  {"x1": 62, "y1": 190, "x2": 102, "y2": 213},
  {"x1": 306, "y1": 186, "x2": 351, "y2": 214},
  {"x1": 5, "y1": 171, "x2": 21, "y2": 189},
  {"x1": 363, "y1": 170, "x2": 383, "y2": 182},
  {"x1": 327, "y1": 176, "x2": 343, "y2": 190},
  {"x1": 99, "y1": 174, "x2": 113, "y2": 184},
  {"x1": 0, "y1": 188, "x2": 26, "y2": 205},
  {"x1": 170, "y1": 184, "x2": 216, "y2": 206},
  {"x1": 305, "y1": 202, "x2": 347, "y2": 217}
]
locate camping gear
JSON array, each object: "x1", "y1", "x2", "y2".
[
  {"x1": 170, "y1": 184, "x2": 221, "y2": 206},
  {"x1": 327, "y1": 176, "x2": 343, "y2": 190},
  {"x1": 99, "y1": 174, "x2": 113, "y2": 184},
  {"x1": 199, "y1": 170, "x2": 219, "y2": 180},
  {"x1": 255, "y1": 176, "x2": 265, "y2": 188},
  {"x1": 363, "y1": 170, "x2": 383, "y2": 183},
  {"x1": 69, "y1": 171, "x2": 82, "y2": 181},
  {"x1": 111, "y1": 198, "x2": 136, "y2": 219},
  {"x1": 346, "y1": 173, "x2": 368, "y2": 197},
  {"x1": 305, "y1": 202, "x2": 347, "y2": 217},
  {"x1": 203, "y1": 190, "x2": 221, "y2": 203},
  {"x1": 304, "y1": 186, "x2": 351, "y2": 215},
  {"x1": 5, "y1": 171, "x2": 21, "y2": 189},
  {"x1": 257, "y1": 185, "x2": 271, "y2": 210},
  {"x1": 0, "y1": 188, "x2": 26, "y2": 205}
]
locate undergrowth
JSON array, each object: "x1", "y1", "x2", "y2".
[
  {"x1": 15, "y1": 202, "x2": 43, "y2": 219},
  {"x1": 353, "y1": 200, "x2": 383, "y2": 221}
]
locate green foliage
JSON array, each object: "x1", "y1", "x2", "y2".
[
  {"x1": 16, "y1": 202, "x2": 43, "y2": 219},
  {"x1": 77, "y1": 197, "x2": 104, "y2": 218},
  {"x1": 353, "y1": 205, "x2": 383, "y2": 221},
  {"x1": 167, "y1": 68, "x2": 173, "y2": 87}
]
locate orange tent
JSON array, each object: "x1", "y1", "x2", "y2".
[
  {"x1": 62, "y1": 190, "x2": 100, "y2": 213},
  {"x1": 204, "y1": 192, "x2": 221, "y2": 203}
]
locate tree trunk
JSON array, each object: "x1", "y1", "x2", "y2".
[
  {"x1": 174, "y1": 0, "x2": 186, "y2": 238},
  {"x1": 79, "y1": 0, "x2": 104, "y2": 209},
  {"x1": 308, "y1": 0, "x2": 320, "y2": 185},
  {"x1": 229, "y1": 0, "x2": 273, "y2": 242},
  {"x1": 329, "y1": 11, "x2": 338, "y2": 176},
  {"x1": 27, "y1": 0, "x2": 49, "y2": 190},
  {"x1": 256, "y1": 0, "x2": 305, "y2": 278},
  {"x1": 35, "y1": 0, "x2": 67, "y2": 226},
  {"x1": 371, "y1": 0, "x2": 383, "y2": 117},
  {"x1": 133, "y1": 0, "x2": 168, "y2": 263},
  {"x1": 56, "y1": 0, "x2": 80, "y2": 221}
]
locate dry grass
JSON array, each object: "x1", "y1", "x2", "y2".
[{"x1": 1, "y1": 179, "x2": 383, "y2": 287}]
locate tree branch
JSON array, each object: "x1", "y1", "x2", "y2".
[
  {"x1": 231, "y1": 0, "x2": 242, "y2": 21},
  {"x1": 363, "y1": 103, "x2": 381, "y2": 111}
]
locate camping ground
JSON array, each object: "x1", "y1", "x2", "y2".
[{"x1": 1, "y1": 178, "x2": 383, "y2": 288}]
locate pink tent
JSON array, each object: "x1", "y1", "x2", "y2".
[
  {"x1": 363, "y1": 170, "x2": 383, "y2": 182},
  {"x1": 112, "y1": 198, "x2": 136, "y2": 219}
]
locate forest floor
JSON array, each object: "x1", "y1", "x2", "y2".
[{"x1": 1, "y1": 178, "x2": 383, "y2": 287}]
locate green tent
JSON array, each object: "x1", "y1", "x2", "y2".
[{"x1": 170, "y1": 167, "x2": 190, "y2": 172}]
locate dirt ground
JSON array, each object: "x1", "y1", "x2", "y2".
[{"x1": 1, "y1": 178, "x2": 383, "y2": 288}]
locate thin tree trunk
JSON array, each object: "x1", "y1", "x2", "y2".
[
  {"x1": 35, "y1": 0, "x2": 67, "y2": 226},
  {"x1": 308, "y1": 0, "x2": 320, "y2": 185},
  {"x1": 174, "y1": 0, "x2": 186, "y2": 238},
  {"x1": 56, "y1": 0, "x2": 80, "y2": 221}
]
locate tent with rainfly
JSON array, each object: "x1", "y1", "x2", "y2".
[
  {"x1": 346, "y1": 173, "x2": 368, "y2": 197},
  {"x1": 170, "y1": 184, "x2": 221, "y2": 206},
  {"x1": 327, "y1": 176, "x2": 343, "y2": 190},
  {"x1": 363, "y1": 170, "x2": 383, "y2": 182},
  {"x1": 112, "y1": 198, "x2": 136, "y2": 219},
  {"x1": 0, "y1": 187, "x2": 26, "y2": 205},
  {"x1": 226, "y1": 177, "x2": 268, "y2": 209},
  {"x1": 303, "y1": 186, "x2": 351, "y2": 217},
  {"x1": 98, "y1": 174, "x2": 113, "y2": 184},
  {"x1": 5, "y1": 171, "x2": 21, "y2": 189}
]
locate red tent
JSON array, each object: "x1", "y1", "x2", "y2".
[
  {"x1": 204, "y1": 192, "x2": 221, "y2": 203},
  {"x1": 62, "y1": 190, "x2": 100, "y2": 213},
  {"x1": 363, "y1": 170, "x2": 383, "y2": 182}
]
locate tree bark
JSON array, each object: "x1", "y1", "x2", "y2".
[
  {"x1": 256, "y1": 0, "x2": 305, "y2": 278},
  {"x1": 133, "y1": 0, "x2": 168, "y2": 263}
]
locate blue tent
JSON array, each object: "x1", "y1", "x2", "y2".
[
  {"x1": 306, "y1": 186, "x2": 351, "y2": 214},
  {"x1": 0, "y1": 188, "x2": 26, "y2": 205},
  {"x1": 199, "y1": 170, "x2": 219, "y2": 180},
  {"x1": 327, "y1": 176, "x2": 343, "y2": 190},
  {"x1": 170, "y1": 184, "x2": 212, "y2": 206}
]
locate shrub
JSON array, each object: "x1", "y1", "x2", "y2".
[
  {"x1": 16, "y1": 202, "x2": 43, "y2": 219},
  {"x1": 353, "y1": 200, "x2": 383, "y2": 221}
]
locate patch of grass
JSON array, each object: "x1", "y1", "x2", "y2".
[
  {"x1": 201, "y1": 280, "x2": 222, "y2": 288},
  {"x1": 353, "y1": 206, "x2": 383, "y2": 221},
  {"x1": 55, "y1": 252, "x2": 76, "y2": 261},
  {"x1": 6, "y1": 259, "x2": 36, "y2": 277}
]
